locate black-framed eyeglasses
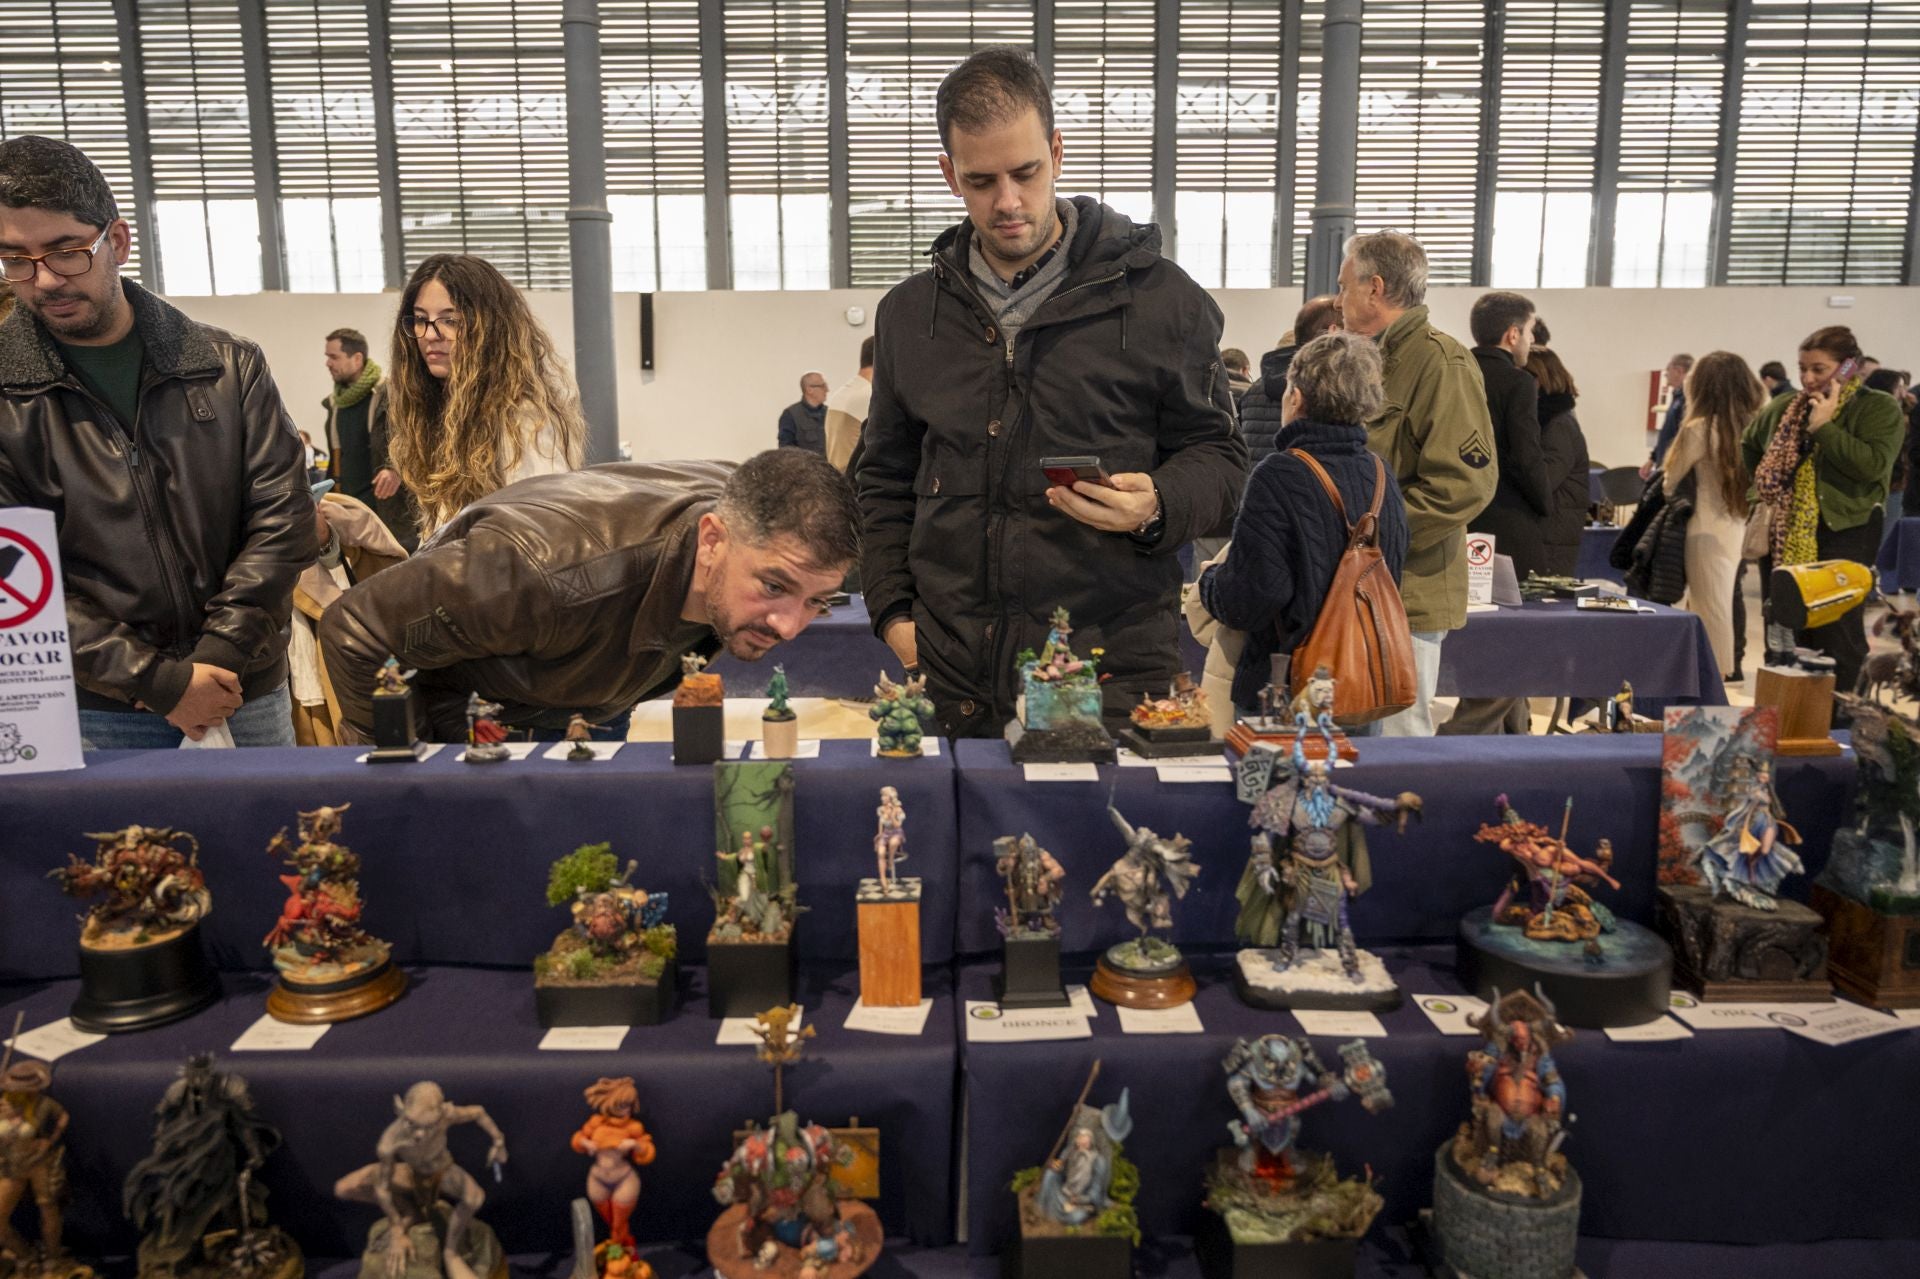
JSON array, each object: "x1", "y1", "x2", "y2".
[
  {"x1": 0, "y1": 227, "x2": 110, "y2": 283},
  {"x1": 404, "y1": 313, "x2": 464, "y2": 339}
]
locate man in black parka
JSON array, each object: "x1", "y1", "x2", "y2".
[{"x1": 856, "y1": 48, "x2": 1248, "y2": 737}]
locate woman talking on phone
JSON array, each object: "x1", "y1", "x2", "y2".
[{"x1": 1743, "y1": 324, "x2": 1905, "y2": 690}]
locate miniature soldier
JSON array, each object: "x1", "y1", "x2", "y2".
[
  {"x1": 565, "y1": 713, "x2": 596, "y2": 762},
  {"x1": 0, "y1": 1060, "x2": 73, "y2": 1276},
  {"x1": 873, "y1": 786, "x2": 907, "y2": 894},
  {"x1": 335, "y1": 1081, "x2": 508, "y2": 1279}
]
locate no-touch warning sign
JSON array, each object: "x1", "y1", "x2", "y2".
[{"x1": 0, "y1": 525, "x2": 56, "y2": 629}]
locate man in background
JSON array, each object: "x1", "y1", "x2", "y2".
[
  {"x1": 824, "y1": 335, "x2": 875, "y2": 473},
  {"x1": 1642, "y1": 352, "x2": 1694, "y2": 476},
  {"x1": 1239, "y1": 294, "x2": 1341, "y2": 466},
  {"x1": 778, "y1": 370, "x2": 829, "y2": 454},
  {"x1": 322, "y1": 327, "x2": 416, "y2": 549},
  {"x1": 1222, "y1": 348, "x2": 1253, "y2": 409}
]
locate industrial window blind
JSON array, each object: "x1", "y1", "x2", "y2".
[
  {"x1": 1725, "y1": 0, "x2": 1920, "y2": 284},
  {"x1": 388, "y1": 0, "x2": 569, "y2": 289},
  {"x1": 1054, "y1": 0, "x2": 1154, "y2": 220},
  {"x1": 604, "y1": 0, "x2": 706, "y2": 290},
  {"x1": 1174, "y1": 0, "x2": 1285, "y2": 288},
  {"x1": 1490, "y1": 0, "x2": 1605, "y2": 287},
  {"x1": 846, "y1": 0, "x2": 1033, "y2": 287},
  {"x1": 1613, "y1": 0, "x2": 1723, "y2": 286},
  {"x1": 0, "y1": 0, "x2": 143, "y2": 279},
  {"x1": 725, "y1": 0, "x2": 830, "y2": 289},
  {"x1": 264, "y1": 0, "x2": 383, "y2": 292},
  {"x1": 138, "y1": 0, "x2": 260, "y2": 293},
  {"x1": 1356, "y1": 0, "x2": 1485, "y2": 284}
]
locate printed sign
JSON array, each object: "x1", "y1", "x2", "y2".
[
  {"x1": 0, "y1": 509, "x2": 83, "y2": 775},
  {"x1": 1466, "y1": 533, "x2": 1496, "y2": 606}
]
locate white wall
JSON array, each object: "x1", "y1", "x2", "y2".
[{"x1": 172, "y1": 284, "x2": 1918, "y2": 474}]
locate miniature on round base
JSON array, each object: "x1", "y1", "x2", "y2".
[
  {"x1": 1089, "y1": 807, "x2": 1202, "y2": 1008},
  {"x1": 1656, "y1": 884, "x2": 1831, "y2": 1002},
  {"x1": 1457, "y1": 907, "x2": 1671, "y2": 1029},
  {"x1": 70, "y1": 924, "x2": 221, "y2": 1035},
  {"x1": 269, "y1": 960, "x2": 408, "y2": 1025},
  {"x1": 1091, "y1": 942, "x2": 1196, "y2": 1008},
  {"x1": 262, "y1": 805, "x2": 408, "y2": 1025},
  {"x1": 1232, "y1": 948, "x2": 1402, "y2": 1012},
  {"x1": 1426, "y1": 1144, "x2": 1583, "y2": 1279}
]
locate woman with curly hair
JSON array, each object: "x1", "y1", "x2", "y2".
[
  {"x1": 387, "y1": 254, "x2": 586, "y2": 535},
  {"x1": 571, "y1": 1076, "x2": 655, "y2": 1252},
  {"x1": 1664, "y1": 352, "x2": 1763, "y2": 680},
  {"x1": 1743, "y1": 324, "x2": 1905, "y2": 689}
]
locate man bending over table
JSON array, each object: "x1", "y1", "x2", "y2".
[{"x1": 319, "y1": 449, "x2": 858, "y2": 743}]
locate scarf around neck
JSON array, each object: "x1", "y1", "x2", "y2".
[
  {"x1": 1753, "y1": 375, "x2": 1861, "y2": 565},
  {"x1": 329, "y1": 360, "x2": 382, "y2": 410}
]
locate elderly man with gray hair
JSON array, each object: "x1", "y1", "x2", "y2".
[
  {"x1": 1197, "y1": 332, "x2": 1410, "y2": 715},
  {"x1": 1337, "y1": 230, "x2": 1496, "y2": 735}
]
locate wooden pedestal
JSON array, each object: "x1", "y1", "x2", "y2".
[
  {"x1": 1753, "y1": 665, "x2": 1842, "y2": 757},
  {"x1": 761, "y1": 714, "x2": 799, "y2": 759},
  {"x1": 267, "y1": 960, "x2": 408, "y2": 1024},
  {"x1": 1814, "y1": 885, "x2": 1920, "y2": 1008},
  {"x1": 857, "y1": 891, "x2": 922, "y2": 1007},
  {"x1": 1089, "y1": 956, "x2": 1196, "y2": 1008}
]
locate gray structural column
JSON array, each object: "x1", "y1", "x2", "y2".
[
  {"x1": 1907, "y1": 125, "x2": 1920, "y2": 284},
  {"x1": 1305, "y1": 0, "x2": 1361, "y2": 298},
  {"x1": 1034, "y1": 0, "x2": 1055, "y2": 81},
  {"x1": 698, "y1": 0, "x2": 733, "y2": 289},
  {"x1": 366, "y1": 0, "x2": 406, "y2": 289},
  {"x1": 1151, "y1": 0, "x2": 1178, "y2": 257},
  {"x1": 237, "y1": 0, "x2": 288, "y2": 291},
  {"x1": 111, "y1": 0, "x2": 164, "y2": 294},
  {"x1": 1587, "y1": 0, "x2": 1630, "y2": 286},
  {"x1": 1469, "y1": 0, "x2": 1503, "y2": 286},
  {"x1": 1274, "y1": 0, "x2": 1303, "y2": 288},
  {"x1": 563, "y1": 0, "x2": 620, "y2": 462},
  {"x1": 828, "y1": 0, "x2": 851, "y2": 288},
  {"x1": 1708, "y1": 0, "x2": 1752, "y2": 285}
]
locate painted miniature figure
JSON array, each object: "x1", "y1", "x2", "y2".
[
  {"x1": 759, "y1": 666, "x2": 800, "y2": 758},
  {"x1": 123, "y1": 1054, "x2": 301, "y2": 1279},
  {"x1": 1697, "y1": 759, "x2": 1804, "y2": 911},
  {"x1": 1226, "y1": 666, "x2": 1357, "y2": 801},
  {"x1": 335, "y1": 1081, "x2": 509, "y2": 1279},
  {"x1": 714, "y1": 829, "x2": 781, "y2": 937},
  {"x1": 1201, "y1": 1036, "x2": 1389, "y2": 1260},
  {"x1": 1453, "y1": 988, "x2": 1572, "y2": 1198},
  {"x1": 537, "y1": 845, "x2": 677, "y2": 1027},
  {"x1": 856, "y1": 786, "x2": 921, "y2": 1005},
  {"x1": 1120, "y1": 673, "x2": 1219, "y2": 757},
  {"x1": 1475, "y1": 796, "x2": 1621, "y2": 942},
  {"x1": 1007, "y1": 608, "x2": 1115, "y2": 763},
  {"x1": 375, "y1": 657, "x2": 411, "y2": 697},
  {"x1": 263, "y1": 803, "x2": 406, "y2": 1022},
  {"x1": 1238, "y1": 742, "x2": 1423, "y2": 986},
  {"x1": 870, "y1": 672, "x2": 935, "y2": 758},
  {"x1": 368, "y1": 659, "x2": 427, "y2": 761},
  {"x1": 566, "y1": 715, "x2": 597, "y2": 761},
  {"x1": 871, "y1": 787, "x2": 907, "y2": 897},
  {"x1": 1009, "y1": 1063, "x2": 1138, "y2": 1261},
  {"x1": 709, "y1": 763, "x2": 802, "y2": 1015},
  {"x1": 571, "y1": 1078, "x2": 655, "y2": 1273},
  {"x1": 1089, "y1": 805, "x2": 1201, "y2": 1006},
  {"x1": 0, "y1": 1022, "x2": 88, "y2": 1279},
  {"x1": 463, "y1": 694, "x2": 510, "y2": 763},
  {"x1": 683, "y1": 653, "x2": 709, "y2": 678},
  {"x1": 765, "y1": 667, "x2": 792, "y2": 720},
  {"x1": 995, "y1": 835, "x2": 1066, "y2": 938}
]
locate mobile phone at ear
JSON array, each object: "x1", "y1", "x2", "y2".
[
  {"x1": 1040, "y1": 455, "x2": 1115, "y2": 488},
  {"x1": 1833, "y1": 358, "x2": 1860, "y2": 385}
]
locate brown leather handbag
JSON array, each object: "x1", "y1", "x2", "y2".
[{"x1": 1287, "y1": 449, "x2": 1417, "y2": 725}]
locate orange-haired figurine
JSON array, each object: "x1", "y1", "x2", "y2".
[{"x1": 571, "y1": 1077, "x2": 655, "y2": 1254}]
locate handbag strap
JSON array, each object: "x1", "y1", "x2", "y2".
[{"x1": 1288, "y1": 448, "x2": 1386, "y2": 540}]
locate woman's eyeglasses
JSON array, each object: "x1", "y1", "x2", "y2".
[{"x1": 404, "y1": 314, "x2": 464, "y2": 339}]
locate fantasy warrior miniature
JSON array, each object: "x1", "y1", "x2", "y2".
[
  {"x1": 1454, "y1": 988, "x2": 1573, "y2": 1199},
  {"x1": 537, "y1": 844, "x2": 677, "y2": 1027},
  {"x1": 1237, "y1": 742, "x2": 1421, "y2": 982},
  {"x1": 571, "y1": 1078, "x2": 655, "y2": 1270},
  {"x1": 995, "y1": 834, "x2": 1066, "y2": 938},
  {"x1": 872, "y1": 787, "x2": 907, "y2": 896},
  {"x1": 870, "y1": 672, "x2": 935, "y2": 757},
  {"x1": 0, "y1": 1020, "x2": 88, "y2": 1279},
  {"x1": 123, "y1": 1055, "x2": 301, "y2": 1279},
  {"x1": 1008, "y1": 1062, "x2": 1139, "y2": 1253},
  {"x1": 566, "y1": 714, "x2": 596, "y2": 761},
  {"x1": 1475, "y1": 796, "x2": 1621, "y2": 942},
  {"x1": 335, "y1": 1081, "x2": 509, "y2": 1279},
  {"x1": 1697, "y1": 759, "x2": 1804, "y2": 911},
  {"x1": 375, "y1": 657, "x2": 412, "y2": 697},
  {"x1": 262, "y1": 804, "x2": 405, "y2": 1022},
  {"x1": 1089, "y1": 806, "x2": 1202, "y2": 1005},
  {"x1": 463, "y1": 694, "x2": 510, "y2": 763},
  {"x1": 682, "y1": 652, "x2": 709, "y2": 678},
  {"x1": 52, "y1": 825, "x2": 208, "y2": 945}
]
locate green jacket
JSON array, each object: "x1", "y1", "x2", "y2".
[
  {"x1": 1741, "y1": 386, "x2": 1904, "y2": 533},
  {"x1": 1365, "y1": 306, "x2": 1498, "y2": 631}
]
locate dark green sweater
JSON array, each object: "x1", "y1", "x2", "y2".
[{"x1": 1742, "y1": 386, "x2": 1905, "y2": 532}]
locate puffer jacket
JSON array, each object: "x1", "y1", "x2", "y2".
[
  {"x1": 1622, "y1": 474, "x2": 1693, "y2": 605},
  {"x1": 0, "y1": 279, "x2": 313, "y2": 714},
  {"x1": 1237, "y1": 344, "x2": 1297, "y2": 465},
  {"x1": 857, "y1": 196, "x2": 1248, "y2": 733}
]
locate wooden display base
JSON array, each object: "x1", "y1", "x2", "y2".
[
  {"x1": 706, "y1": 936, "x2": 795, "y2": 1018},
  {"x1": 1656, "y1": 886, "x2": 1831, "y2": 1002},
  {"x1": 1814, "y1": 885, "x2": 1920, "y2": 1008},
  {"x1": 267, "y1": 959, "x2": 408, "y2": 1024},
  {"x1": 1089, "y1": 955, "x2": 1196, "y2": 1008},
  {"x1": 673, "y1": 704, "x2": 726, "y2": 765},
  {"x1": 857, "y1": 886, "x2": 922, "y2": 1007},
  {"x1": 1224, "y1": 721, "x2": 1357, "y2": 765},
  {"x1": 706, "y1": 1201, "x2": 882, "y2": 1279},
  {"x1": 1195, "y1": 1208, "x2": 1358, "y2": 1279},
  {"x1": 1753, "y1": 665, "x2": 1842, "y2": 757},
  {"x1": 762, "y1": 714, "x2": 800, "y2": 760},
  {"x1": 996, "y1": 935, "x2": 1070, "y2": 1009}
]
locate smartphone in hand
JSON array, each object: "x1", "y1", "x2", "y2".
[{"x1": 1039, "y1": 455, "x2": 1116, "y2": 488}]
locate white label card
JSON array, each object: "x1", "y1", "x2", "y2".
[
  {"x1": 1670, "y1": 998, "x2": 1835, "y2": 1031},
  {"x1": 717, "y1": 1009, "x2": 803, "y2": 1046},
  {"x1": 1023, "y1": 763, "x2": 1099, "y2": 783},
  {"x1": 963, "y1": 1001, "x2": 1092, "y2": 1043},
  {"x1": 539, "y1": 1025, "x2": 632, "y2": 1051},
  {"x1": 1117, "y1": 1003, "x2": 1205, "y2": 1034},
  {"x1": 357, "y1": 742, "x2": 447, "y2": 764},
  {"x1": 5, "y1": 1018, "x2": 105, "y2": 1063},
  {"x1": 1772, "y1": 1002, "x2": 1912, "y2": 1047},
  {"x1": 541, "y1": 741, "x2": 624, "y2": 762},
  {"x1": 870, "y1": 738, "x2": 941, "y2": 757},
  {"x1": 231, "y1": 1015, "x2": 331, "y2": 1052},
  {"x1": 723, "y1": 740, "x2": 749, "y2": 759},
  {"x1": 1604, "y1": 1017, "x2": 1694, "y2": 1042},
  {"x1": 1067, "y1": 985, "x2": 1098, "y2": 1019},
  {"x1": 1156, "y1": 764, "x2": 1230, "y2": 784},
  {"x1": 843, "y1": 999, "x2": 934, "y2": 1036},
  {"x1": 1292, "y1": 1009, "x2": 1388, "y2": 1038},
  {"x1": 1411, "y1": 993, "x2": 1489, "y2": 1036}
]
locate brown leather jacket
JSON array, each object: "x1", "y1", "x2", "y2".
[
  {"x1": 0, "y1": 280, "x2": 314, "y2": 714},
  {"x1": 318, "y1": 462, "x2": 732, "y2": 740}
]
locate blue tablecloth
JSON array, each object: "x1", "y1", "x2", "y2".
[
  {"x1": 1438, "y1": 598, "x2": 1725, "y2": 702},
  {"x1": 1579, "y1": 524, "x2": 1626, "y2": 583},
  {"x1": 1876, "y1": 515, "x2": 1920, "y2": 591}
]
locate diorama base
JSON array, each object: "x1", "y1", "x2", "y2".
[
  {"x1": 1194, "y1": 1208, "x2": 1358, "y2": 1279},
  {"x1": 1657, "y1": 885, "x2": 1832, "y2": 1002},
  {"x1": 1117, "y1": 726, "x2": 1224, "y2": 759},
  {"x1": 536, "y1": 958, "x2": 680, "y2": 1027},
  {"x1": 1090, "y1": 955, "x2": 1196, "y2": 1008},
  {"x1": 267, "y1": 958, "x2": 409, "y2": 1024},
  {"x1": 1224, "y1": 723, "x2": 1358, "y2": 765},
  {"x1": 361, "y1": 1211, "x2": 505, "y2": 1279},
  {"x1": 1005, "y1": 719, "x2": 1117, "y2": 765},
  {"x1": 762, "y1": 714, "x2": 800, "y2": 760},
  {"x1": 706, "y1": 937, "x2": 795, "y2": 1018},
  {"x1": 138, "y1": 1225, "x2": 302, "y2": 1279},
  {"x1": 1425, "y1": 1143, "x2": 1583, "y2": 1279},
  {"x1": 705, "y1": 1201, "x2": 882, "y2": 1279},
  {"x1": 996, "y1": 935, "x2": 1070, "y2": 1009},
  {"x1": 857, "y1": 887, "x2": 923, "y2": 1007},
  {"x1": 71, "y1": 922, "x2": 221, "y2": 1034},
  {"x1": 1753, "y1": 665, "x2": 1842, "y2": 756},
  {"x1": 1814, "y1": 884, "x2": 1920, "y2": 1008},
  {"x1": 1232, "y1": 948, "x2": 1403, "y2": 1011},
  {"x1": 673, "y1": 704, "x2": 726, "y2": 765},
  {"x1": 1002, "y1": 1220, "x2": 1132, "y2": 1279},
  {"x1": 1457, "y1": 906, "x2": 1671, "y2": 1028}
]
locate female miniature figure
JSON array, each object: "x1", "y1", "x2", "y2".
[
  {"x1": 0, "y1": 1046, "x2": 86, "y2": 1279},
  {"x1": 1475, "y1": 796, "x2": 1621, "y2": 941},
  {"x1": 715, "y1": 831, "x2": 765, "y2": 927},
  {"x1": 873, "y1": 787, "x2": 907, "y2": 895},
  {"x1": 571, "y1": 1078, "x2": 655, "y2": 1253},
  {"x1": 1698, "y1": 759, "x2": 1804, "y2": 910}
]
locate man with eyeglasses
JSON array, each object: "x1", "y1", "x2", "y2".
[{"x1": 0, "y1": 135, "x2": 314, "y2": 747}]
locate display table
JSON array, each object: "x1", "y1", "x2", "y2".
[
  {"x1": 957, "y1": 954, "x2": 1920, "y2": 1254},
  {"x1": 950, "y1": 736, "x2": 1853, "y2": 957},
  {"x1": 0, "y1": 742, "x2": 958, "y2": 981},
  {"x1": 0, "y1": 965, "x2": 957, "y2": 1255},
  {"x1": 1578, "y1": 524, "x2": 1626, "y2": 583},
  {"x1": 1876, "y1": 515, "x2": 1920, "y2": 591},
  {"x1": 1439, "y1": 598, "x2": 1725, "y2": 703}
]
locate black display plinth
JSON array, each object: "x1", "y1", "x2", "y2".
[
  {"x1": 536, "y1": 958, "x2": 680, "y2": 1027},
  {"x1": 1117, "y1": 726, "x2": 1224, "y2": 759},
  {"x1": 673, "y1": 704, "x2": 725, "y2": 765},
  {"x1": 1456, "y1": 906, "x2": 1670, "y2": 1028},
  {"x1": 71, "y1": 922, "x2": 221, "y2": 1034},
  {"x1": 995, "y1": 935, "x2": 1069, "y2": 1009},
  {"x1": 706, "y1": 938, "x2": 794, "y2": 1018},
  {"x1": 368, "y1": 690, "x2": 426, "y2": 762},
  {"x1": 1002, "y1": 1228, "x2": 1132, "y2": 1279},
  {"x1": 1195, "y1": 1209, "x2": 1359, "y2": 1279},
  {"x1": 1004, "y1": 719, "x2": 1117, "y2": 764}
]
